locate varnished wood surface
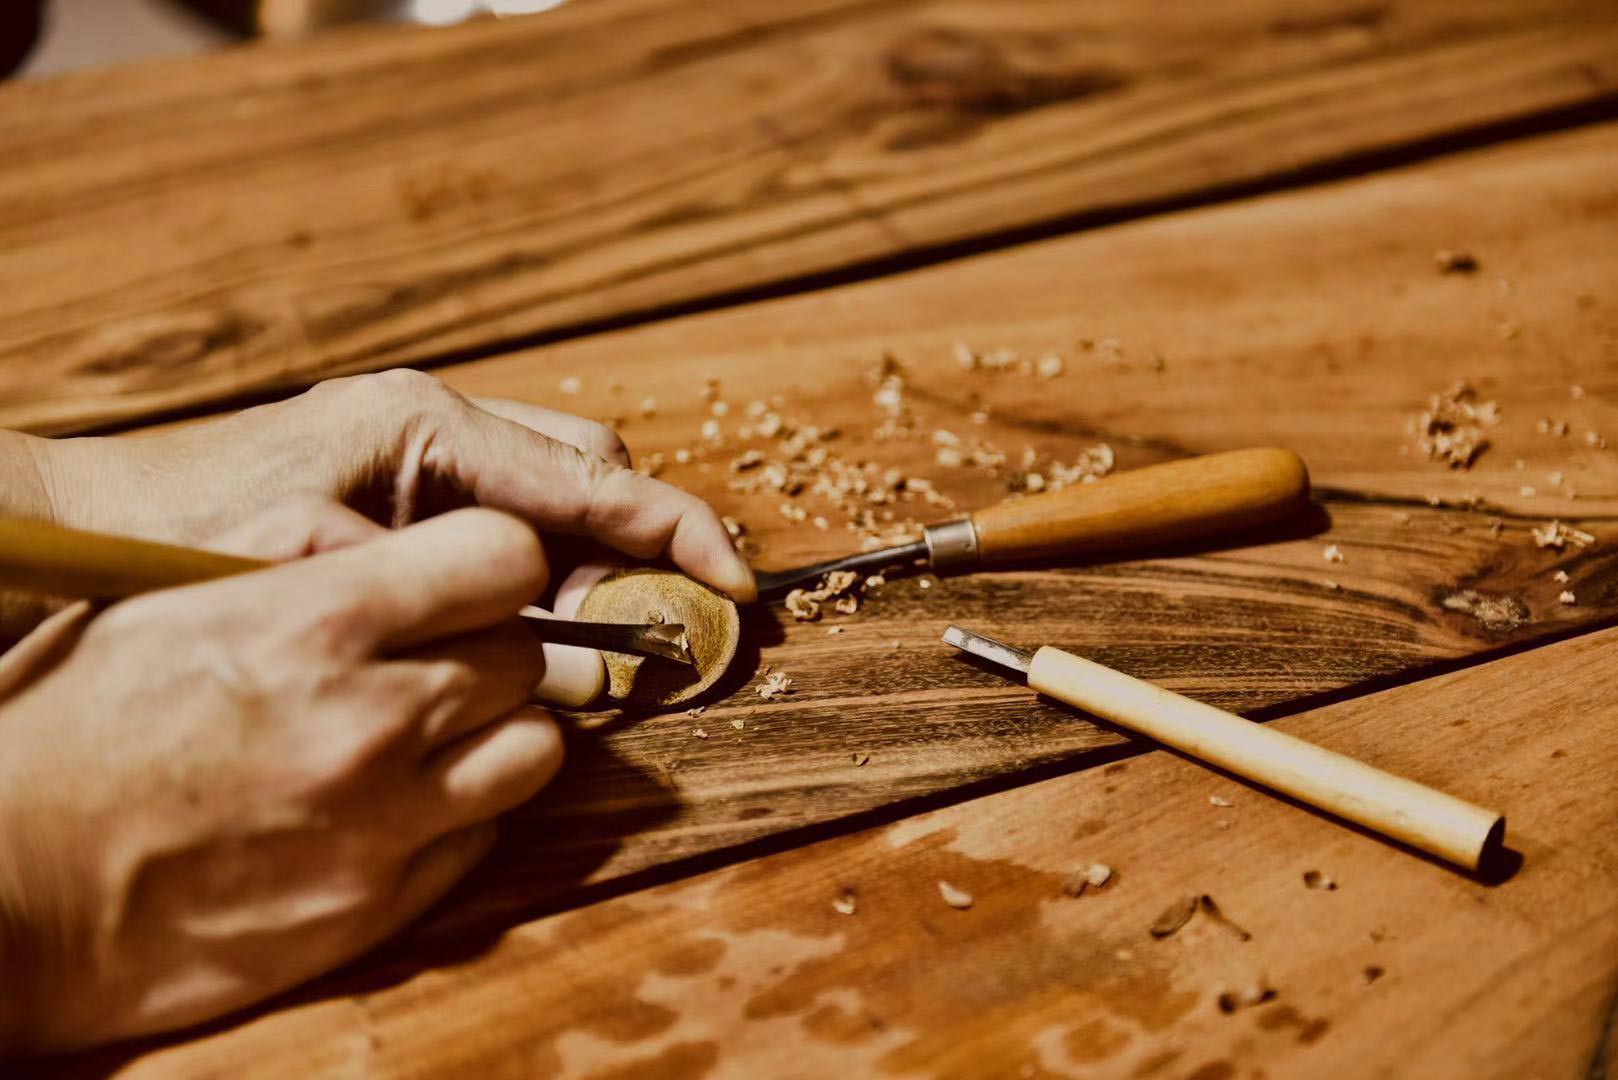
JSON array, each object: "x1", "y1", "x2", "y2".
[
  {"x1": 3, "y1": 0, "x2": 1618, "y2": 434},
  {"x1": 373, "y1": 121, "x2": 1618, "y2": 945},
  {"x1": 64, "y1": 609, "x2": 1618, "y2": 1078}
]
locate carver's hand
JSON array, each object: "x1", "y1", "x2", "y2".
[
  {"x1": 0, "y1": 501, "x2": 577, "y2": 1054},
  {"x1": 37, "y1": 368, "x2": 755, "y2": 602}
]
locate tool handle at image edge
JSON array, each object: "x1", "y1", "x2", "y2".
[{"x1": 970, "y1": 447, "x2": 1310, "y2": 564}]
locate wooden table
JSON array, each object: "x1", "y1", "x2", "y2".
[{"x1": 13, "y1": 2, "x2": 1618, "y2": 1076}]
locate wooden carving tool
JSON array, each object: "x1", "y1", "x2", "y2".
[
  {"x1": 0, "y1": 517, "x2": 694, "y2": 665},
  {"x1": 944, "y1": 625, "x2": 1504, "y2": 871},
  {"x1": 753, "y1": 448, "x2": 1309, "y2": 597}
]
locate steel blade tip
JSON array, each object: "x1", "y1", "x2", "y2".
[{"x1": 942, "y1": 625, "x2": 1034, "y2": 675}]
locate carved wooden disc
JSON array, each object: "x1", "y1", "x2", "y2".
[{"x1": 575, "y1": 567, "x2": 741, "y2": 707}]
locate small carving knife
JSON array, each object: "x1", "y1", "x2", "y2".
[
  {"x1": 0, "y1": 518, "x2": 694, "y2": 666},
  {"x1": 943, "y1": 624, "x2": 1504, "y2": 871},
  {"x1": 753, "y1": 447, "x2": 1310, "y2": 598}
]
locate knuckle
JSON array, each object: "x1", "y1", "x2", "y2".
[
  {"x1": 580, "y1": 421, "x2": 629, "y2": 463},
  {"x1": 346, "y1": 369, "x2": 459, "y2": 415}
]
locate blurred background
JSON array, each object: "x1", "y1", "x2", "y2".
[{"x1": 3, "y1": 0, "x2": 566, "y2": 78}]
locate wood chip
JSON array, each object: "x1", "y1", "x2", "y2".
[
  {"x1": 691, "y1": 728, "x2": 708, "y2": 739},
  {"x1": 731, "y1": 718, "x2": 745, "y2": 731},
  {"x1": 1063, "y1": 863, "x2": 1114, "y2": 897},
  {"x1": 938, "y1": 881, "x2": 974, "y2": 909},
  {"x1": 832, "y1": 889, "x2": 858, "y2": 916},
  {"x1": 1149, "y1": 895, "x2": 1198, "y2": 938},
  {"x1": 1412, "y1": 381, "x2": 1498, "y2": 468},
  {"x1": 1322, "y1": 544, "x2": 1345, "y2": 563},
  {"x1": 1209, "y1": 795, "x2": 1233, "y2": 808},
  {"x1": 1302, "y1": 870, "x2": 1337, "y2": 891},
  {"x1": 851, "y1": 752, "x2": 870, "y2": 767},
  {"x1": 1217, "y1": 979, "x2": 1277, "y2": 1014},
  {"x1": 686, "y1": 706, "x2": 706, "y2": 718},
  {"x1": 559, "y1": 376, "x2": 581, "y2": 394},
  {"x1": 1531, "y1": 521, "x2": 1596, "y2": 550},
  {"x1": 826, "y1": 626, "x2": 844, "y2": 635},
  {"x1": 757, "y1": 670, "x2": 794, "y2": 699},
  {"x1": 1560, "y1": 590, "x2": 1577, "y2": 606},
  {"x1": 1554, "y1": 570, "x2": 1570, "y2": 583},
  {"x1": 1363, "y1": 965, "x2": 1385, "y2": 985}
]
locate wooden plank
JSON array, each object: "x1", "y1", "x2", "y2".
[
  {"x1": 356, "y1": 120, "x2": 1618, "y2": 942},
  {"x1": 3, "y1": 0, "x2": 1617, "y2": 434},
  {"x1": 65, "y1": 603, "x2": 1618, "y2": 1077}
]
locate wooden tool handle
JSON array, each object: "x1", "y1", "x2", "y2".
[
  {"x1": 971, "y1": 448, "x2": 1309, "y2": 563},
  {"x1": 0, "y1": 518, "x2": 268, "y2": 600},
  {"x1": 1027, "y1": 647, "x2": 1503, "y2": 870}
]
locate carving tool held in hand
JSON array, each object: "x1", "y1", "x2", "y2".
[
  {"x1": 943, "y1": 625, "x2": 1504, "y2": 871},
  {"x1": 753, "y1": 448, "x2": 1309, "y2": 597},
  {"x1": 0, "y1": 518, "x2": 694, "y2": 666}
]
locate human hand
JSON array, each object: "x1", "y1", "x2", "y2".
[
  {"x1": 0, "y1": 500, "x2": 582, "y2": 1053},
  {"x1": 37, "y1": 368, "x2": 755, "y2": 602}
]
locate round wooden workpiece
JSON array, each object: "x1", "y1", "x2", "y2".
[{"x1": 575, "y1": 567, "x2": 740, "y2": 707}]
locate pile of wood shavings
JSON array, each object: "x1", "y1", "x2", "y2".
[
  {"x1": 784, "y1": 570, "x2": 862, "y2": 622},
  {"x1": 1411, "y1": 381, "x2": 1499, "y2": 468}
]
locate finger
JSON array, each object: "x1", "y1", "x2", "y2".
[
  {"x1": 204, "y1": 493, "x2": 385, "y2": 561},
  {"x1": 554, "y1": 561, "x2": 614, "y2": 619},
  {"x1": 437, "y1": 401, "x2": 756, "y2": 603},
  {"x1": 382, "y1": 822, "x2": 499, "y2": 938},
  {"x1": 517, "y1": 605, "x2": 604, "y2": 707},
  {"x1": 420, "y1": 711, "x2": 564, "y2": 831},
  {"x1": 392, "y1": 621, "x2": 549, "y2": 749},
  {"x1": 272, "y1": 507, "x2": 549, "y2": 657},
  {"x1": 471, "y1": 397, "x2": 631, "y2": 467}
]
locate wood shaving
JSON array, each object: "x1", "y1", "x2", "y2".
[
  {"x1": 1412, "y1": 382, "x2": 1498, "y2": 468},
  {"x1": 1435, "y1": 249, "x2": 1478, "y2": 274},
  {"x1": 691, "y1": 728, "x2": 708, "y2": 739},
  {"x1": 757, "y1": 670, "x2": 794, "y2": 699},
  {"x1": 852, "y1": 752, "x2": 871, "y2": 767},
  {"x1": 1441, "y1": 590, "x2": 1530, "y2": 631},
  {"x1": 864, "y1": 574, "x2": 886, "y2": 589},
  {"x1": 938, "y1": 881, "x2": 974, "y2": 909},
  {"x1": 1302, "y1": 870, "x2": 1337, "y2": 891},
  {"x1": 1553, "y1": 570, "x2": 1570, "y2": 583},
  {"x1": 1063, "y1": 863, "x2": 1113, "y2": 897},
  {"x1": 1321, "y1": 579, "x2": 1341, "y2": 590},
  {"x1": 1217, "y1": 979, "x2": 1277, "y2": 1014},
  {"x1": 711, "y1": 400, "x2": 730, "y2": 417},
  {"x1": 731, "y1": 718, "x2": 745, "y2": 731},
  {"x1": 1322, "y1": 544, "x2": 1345, "y2": 563},
  {"x1": 1531, "y1": 521, "x2": 1595, "y2": 549},
  {"x1": 1537, "y1": 418, "x2": 1569, "y2": 437},
  {"x1": 918, "y1": 578, "x2": 933, "y2": 590},
  {"x1": 1149, "y1": 895, "x2": 1198, "y2": 938},
  {"x1": 685, "y1": 705, "x2": 705, "y2": 718},
  {"x1": 1209, "y1": 795, "x2": 1233, "y2": 808},
  {"x1": 638, "y1": 397, "x2": 657, "y2": 418},
  {"x1": 826, "y1": 625, "x2": 844, "y2": 635},
  {"x1": 1586, "y1": 430, "x2": 1607, "y2": 449},
  {"x1": 1560, "y1": 590, "x2": 1577, "y2": 606},
  {"x1": 832, "y1": 889, "x2": 858, "y2": 916}
]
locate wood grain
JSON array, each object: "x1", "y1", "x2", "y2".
[
  {"x1": 3, "y1": 0, "x2": 1617, "y2": 433},
  {"x1": 64, "y1": 610, "x2": 1618, "y2": 1078}
]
